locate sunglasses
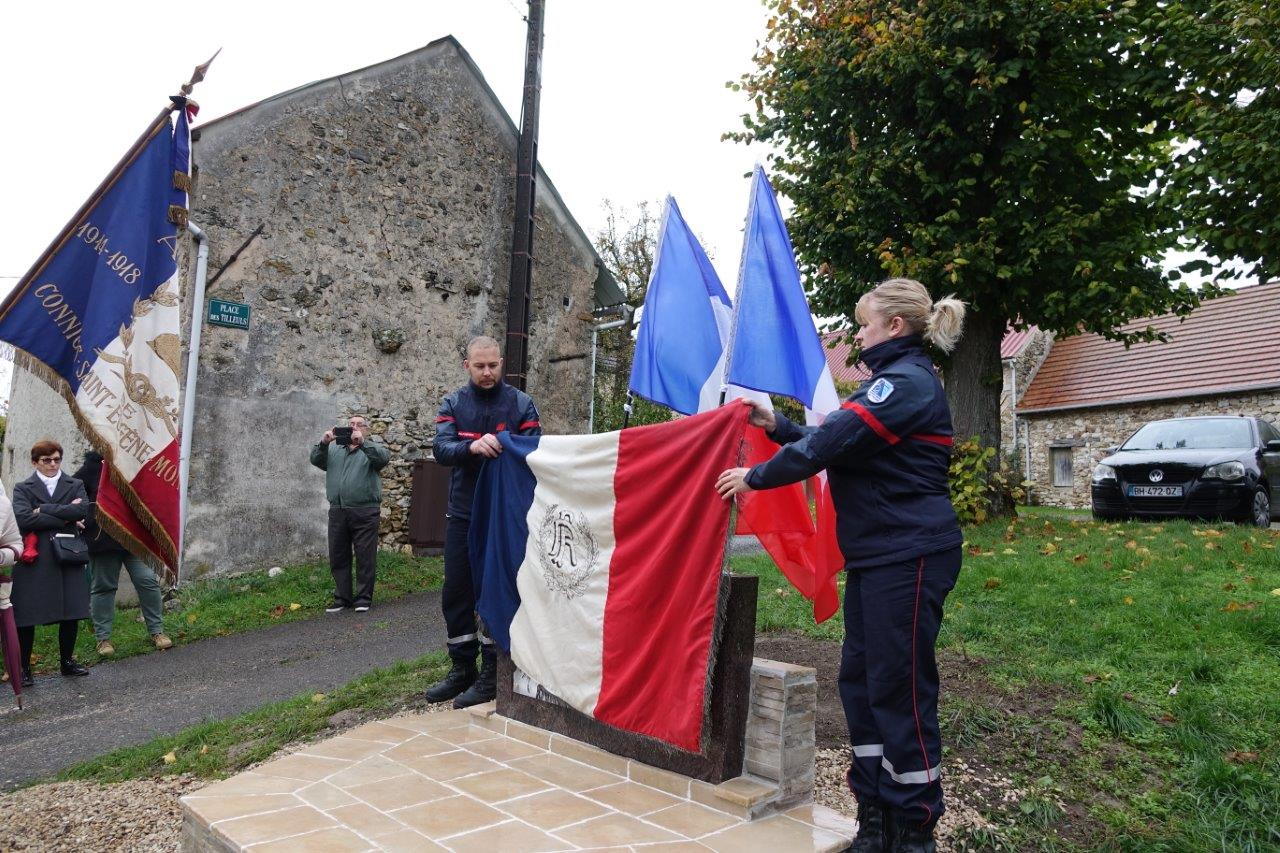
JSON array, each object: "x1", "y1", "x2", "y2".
[{"x1": 37, "y1": 456, "x2": 63, "y2": 463}]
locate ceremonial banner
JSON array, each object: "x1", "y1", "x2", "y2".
[
  {"x1": 470, "y1": 404, "x2": 749, "y2": 751},
  {"x1": 726, "y1": 166, "x2": 844, "y2": 623},
  {"x1": 0, "y1": 101, "x2": 195, "y2": 573}
]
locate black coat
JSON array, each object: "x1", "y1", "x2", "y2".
[
  {"x1": 10, "y1": 473, "x2": 91, "y2": 627},
  {"x1": 70, "y1": 455, "x2": 127, "y2": 556}
]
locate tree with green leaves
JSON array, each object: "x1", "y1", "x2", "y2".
[
  {"x1": 731, "y1": 0, "x2": 1211, "y2": 450},
  {"x1": 1159, "y1": 0, "x2": 1280, "y2": 283}
]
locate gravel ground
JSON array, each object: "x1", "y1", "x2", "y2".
[
  {"x1": 815, "y1": 747, "x2": 1006, "y2": 851},
  {"x1": 0, "y1": 775, "x2": 199, "y2": 851}
]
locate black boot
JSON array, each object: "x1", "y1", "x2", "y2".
[
  {"x1": 60, "y1": 659, "x2": 90, "y2": 677},
  {"x1": 889, "y1": 817, "x2": 936, "y2": 853},
  {"x1": 424, "y1": 657, "x2": 477, "y2": 703},
  {"x1": 850, "y1": 800, "x2": 890, "y2": 853},
  {"x1": 453, "y1": 646, "x2": 496, "y2": 709},
  {"x1": 20, "y1": 667, "x2": 34, "y2": 688}
]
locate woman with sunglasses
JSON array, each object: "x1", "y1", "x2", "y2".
[{"x1": 10, "y1": 439, "x2": 93, "y2": 685}]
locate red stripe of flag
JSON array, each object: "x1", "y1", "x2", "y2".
[{"x1": 594, "y1": 403, "x2": 748, "y2": 751}]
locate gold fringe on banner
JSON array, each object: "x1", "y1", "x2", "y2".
[
  {"x1": 172, "y1": 171, "x2": 191, "y2": 193},
  {"x1": 10, "y1": 348, "x2": 179, "y2": 584},
  {"x1": 167, "y1": 204, "x2": 189, "y2": 228}
]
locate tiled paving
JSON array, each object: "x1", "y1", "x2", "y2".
[{"x1": 181, "y1": 707, "x2": 856, "y2": 852}]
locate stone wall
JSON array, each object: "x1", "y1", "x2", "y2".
[
  {"x1": 999, "y1": 328, "x2": 1052, "y2": 461},
  {"x1": 177, "y1": 39, "x2": 604, "y2": 575},
  {"x1": 1023, "y1": 390, "x2": 1280, "y2": 507}
]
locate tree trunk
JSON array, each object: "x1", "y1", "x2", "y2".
[
  {"x1": 944, "y1": 309, "x2": 1009, "y2": 514},
  {"x1": 945, "y1": 309, "x2": 1005, "y2": 447}
]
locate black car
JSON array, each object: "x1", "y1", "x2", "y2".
[{"x1": 1091, "y1": 416, "x2": 1280, "y2": 526}]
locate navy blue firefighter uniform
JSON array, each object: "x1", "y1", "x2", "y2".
[
  {"x1": 744, "y1": 334, "x2": 962, "y2": 832},
  {"x1": 428, "y1": 379, "x2": 541, "y2": 704}
]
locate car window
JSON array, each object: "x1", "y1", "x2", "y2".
[
  {"x1": 1121, "y1": 418, "x2": 1254, "y2": 451},
  {"x1": 1260, "y1": 420, "x2": 1280, "y2": 444}
]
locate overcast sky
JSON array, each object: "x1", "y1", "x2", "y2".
[{"x1": 0, "y1": 0, "x2": 775, "y2": 402}]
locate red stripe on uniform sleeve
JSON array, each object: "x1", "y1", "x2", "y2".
[
  {"x1": 842, "y1": 401, "x2": 901, "y2": 445},
  {"x1": 435, "y1": 415, "x2": 455, "y2": 424},
  {"x1": 519, "y1": 420, "x2": 540, "y2": 431},
  {"x1": 910, "y1": 434, "x2": 953, "y2": 447},
  {"x1": 457, "y1": 431, "x2": 481, "y2": 439}
]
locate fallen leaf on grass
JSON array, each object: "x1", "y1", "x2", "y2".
[
  {"x1": 1223, "y1": 582, "x2": 1237, "y2": 592},
  {"x1": 1073, "y1": 554, "x2": 1087, "y2": 563},
  {"x1": 1123, "y1": 596, "x2": 1134, "y2": 605},
  {"x1": 289, "y1": 602, "x2": 302, "y2": 611},
  {"x1": 1157, "y1": 712, "x2": 1177, "y2": 726},
  {"x1": 1168, "y1": 681, "x2": 1180, "y2": 696},
  {"x1": 269, "y1": 605, "x2": 286, "y2": 618},
  {"x1": 1222, "y1": 601, "x2": 1258, "y2": 612},
  {"x1": 200, "y1": 745, "x2": 209, "y2": 755},
  {"x1": 1083, "y1": 673, "x2": 1112, "y2": 683},
  {"x1": 186, "y1": 613, "x2": 197, "y2": 624},
  {"x1": 312, "y1": 693, "x2": 326, "y2": 703},
  {"x1": 1271, "y1": 589, "x2": 1280, "y2": 597},
  {"x1": 1225, "y1": 751, "x2": 1259, "y2": 764},
  {"x1": 1068, "y1": 598, "x2": 1077, "y2": 606},
  {"x1": 1040, "y1": 542, "x2": 1059, "y2": 555},
  {"x1": 1002, "y1": 548, "x2": 1017, "y2": 555},
  {"x1": 1204, "y1": 542, "x2": 1220, "y2": 551},
  {"x1": 162, "y1": 751, "x2": 177, "y2": 765},
  {"x1": 1242, "y1": 541, "x2": 1254, "y2": 554},
  {"x1": 1123, "y1": 692, "x2": 1135, "y2": 701},
  {"x1": 984, "y1": 577, "x2": 1002, "y2": 589},
  {"x1": 1125, "y1": 540, "x2": 1138, "y2": 550}
]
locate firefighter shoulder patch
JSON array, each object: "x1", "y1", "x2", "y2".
[{"x1": 866, "y1": 377, "x2": 895, "y2": 404}]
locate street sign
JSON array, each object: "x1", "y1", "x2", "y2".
[{"x1": 207, "y1": 298, "x2": 250, "y2": 330}]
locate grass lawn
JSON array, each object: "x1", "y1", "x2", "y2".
[
  {"x1": 733, "y1": 514, "x2": 1280, "y2": 850},
  {"x1": 58, "y1": 653, "x2": 450, "y2": 784},
  {"x1": 20, "y1": 550, "x2": 442, "y2": 675}
]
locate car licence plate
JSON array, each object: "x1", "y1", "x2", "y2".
[{"x1": 1127, "y1": 485, "x2": 1183, "y2": 498}]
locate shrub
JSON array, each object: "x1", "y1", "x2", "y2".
[{"x1": 950, "y1": 437, "x2": 1026, "y2": 524}]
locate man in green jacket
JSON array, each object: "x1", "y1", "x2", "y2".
[{"x1": 310, "y1": 415, "x2": 390, "y2": 613}]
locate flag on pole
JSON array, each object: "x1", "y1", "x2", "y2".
[
  {"x1": 629, "y1": 196, "x2": 769, "y2": 415},
  {"x1": 0, "y1": 100, "x2": 196, "y2": 574},
  {"x1": 725, "y1": 166, "x2": 844, "y2": 622},
  {"x1": 470, "y1": 404, "x2": 749, "y2": 751}
]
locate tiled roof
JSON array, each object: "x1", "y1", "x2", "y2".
[
  {"x1": 1000, "y1": 326, "x2": 1038, "y2": 359},
  {"x1": 821, "y1": 325, "x2": 1036, "y2": 386},
  {"x1": 1016, "y1": 280, "x2": 1280, "y2": 414}
]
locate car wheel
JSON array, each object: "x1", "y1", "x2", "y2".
[{"x1": 1243, "y1": 487, "x2": 1271, "y2": 528}]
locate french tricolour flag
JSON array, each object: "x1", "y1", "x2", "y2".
[
  {"x1": 470, "y1": 404, "x2": 749, "y2": 751},
  {"x1": 629, "y1": 196, "x2": 768, "y2": 415},
  {"x1": 726, "y1": 166, "x2": 844, "y2": 622}
]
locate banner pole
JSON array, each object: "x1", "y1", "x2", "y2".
[{"x1": 177, "y1": 221, "x2": 210, "y2": 586}]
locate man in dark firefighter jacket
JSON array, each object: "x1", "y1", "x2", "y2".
[
  {"x1": 424, "y1": 335, "x2": 541, "y2": 709},
  {"x1": 717, "y1": 279, "x2": 966, "y2": 853}
]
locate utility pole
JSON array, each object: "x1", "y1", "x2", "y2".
[{"x1": 504, "y1": 0, "x2": 545, "y2": 390}]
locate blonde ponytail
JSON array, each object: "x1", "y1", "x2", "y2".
[
  {"x1": 856, "y1": 278, "x2": 966, "y2": 354},
  {"x1": 925, "y1": 295, "x2": 966, "y2": 354}
]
